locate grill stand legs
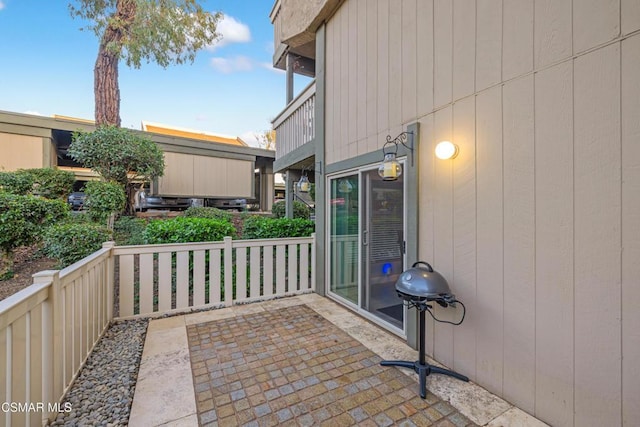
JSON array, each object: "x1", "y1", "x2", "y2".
[{"x1": 380, "y1": 307, "x2": 469, "y2": 399}]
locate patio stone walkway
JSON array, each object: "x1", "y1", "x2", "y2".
[
  {"x1": 129, "y1": 294, "x2": 549, "y2": 427},
  {"x1": 187, "y1": 304, "x2": 475, "y2": 426}
]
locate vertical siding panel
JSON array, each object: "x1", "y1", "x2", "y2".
[
  {"x1": 348, "y1": 0, "x2": 358, "y2": 145},
  {"x1": 475, "y1": 85, "x2": 503, "y2": 396},
  {"x1": 621, "y1": 34, "x2": 640, "y2": 426},
  {"x1": 340, "y1": 6, "x2": 349, "y2": 153},
  {"x1": 417, "y1": 0, "x2": 434, "y2": 117},
  {"x1": 476, "y1": 0, "x2": 502, "y2": 91},
  {"x1": 502, "y1": 75, "x2": 535, "y2": 413},
  {"x1": 535, "y1": 61, "x2": 574, "y2": 427},
  {"x1": 434, "y1": 107, "x2": 455, "y2": 369},
  {"x1": 573, "y1": 0, "x2": 620, "y2": 54},
  {"x1": 622, "y1": 0, "x2": 640, "y2": 35},
  {"x1": 418, "y1": 115, "x2": 436, "y2": 355},
  {"x1": 503, "y1": 0, "x2": 534, "y2": 81},
  {"x1": 402, "y1": 0, "x2": 417, "y2": 123},
  {"x1": 388, "y1": 0, "x2": 402, "y2": 128},
  {"x1": 574, "y1": 44, "x2": 622, "y2": 427},
  {"x1": 356, "y1": 0, "x2": 367, "y2": 142},
  {"x1": 434, "y1": 0, "x2": 453, "y2": 108},
  {"x1": 452, "y1": 96, "x2": 477, "y2": 380},
  {"x1": 453, "y1": 0, "x2": 476, "y2": 100},
  {"x1": 325, "y1": 18, "x2": 335, "y2": 163},
  {"x1": 377, "y1": 0, "x2": 390, "y2": 134},
  {"x1": 534, "y1": 0, "x2": 572, "y2": 68},
  {"x1": 366, "y1": 0, "x2": 378, "y2": 139},
  {"x1": 325, "y1": 17, "x2": 340, "y2": 163}
]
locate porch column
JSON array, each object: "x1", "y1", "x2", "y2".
[
  {"x1": 286, "y1": 53, "x2": 294, "y2": 104},
  {"x1": 285, "y1": 170, "x2": 296, "y2": 219},
  {"x1": 259, "y1": 164, "x2": 274, "y2": 212}
]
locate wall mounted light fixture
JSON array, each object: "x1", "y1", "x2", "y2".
[
  {"x1": 435, "y1": 141, "x2": 459, "y2": 160},
  {"x1": 297, "y1": 165, "x2": 312, "y2": 193},
  {"x1": 378, "y1": 131, "x2": 414, "y2": 181}
]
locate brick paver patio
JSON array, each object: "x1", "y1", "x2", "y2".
[{"x1": 187, "y1": 304, "x2": 477, "y2": 427}]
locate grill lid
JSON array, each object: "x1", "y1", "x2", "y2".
[{"x1": 395, "y1": 261, "x2": 453, "y2": 300}]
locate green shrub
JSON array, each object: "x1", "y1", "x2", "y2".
[
  {"x1": 183, "y1": 206, "x2": 232, "y2": 222},
  {"x1": 0, "y1": 171, "x2": 34, "y2": 195},
  {"x1": 241, "y1": 216, "x2": 315, "y2": 239},
  {"x1": 0, "y1": 193, "x2": 69, "y2": 278},
  {"x1": 43, "y1": 222, "x2": 112, "y2": 268},
  {"x1": 22, "y1": 168, "x2": 75, "y2": 200},
  {"x1": 113, "y1": 216, "x2": 147, "y2": 246},
  {"x1": 84, "y1": 180, "x2": 127, "y2": 222},
  {"x1": 271, "y1": 200, "x2": 310, "y2": 219},
  {"x1": 143, "y1": 217, "x2": 236, "y2": 244}
]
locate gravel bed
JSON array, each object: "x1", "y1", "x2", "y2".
[{"x1": 49, "y1": 318, "x2": 149, "y2": 427}]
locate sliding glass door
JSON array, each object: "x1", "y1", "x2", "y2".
[{"x1": 327, "y1": 166, "x2": 405, "y2": 332}]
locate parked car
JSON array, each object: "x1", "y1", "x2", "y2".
[
  {"x1": 135, "y1": 190, "x2": 191, "y2": 211},
  {"x1": 208, "y1": 198, "x2": 247, "y2": 211},
  {"x1": 67, "y1": 192, "x2": 86, "y2": 210}
]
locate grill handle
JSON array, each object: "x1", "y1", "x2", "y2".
[{"x1": 411, "y1": 261, "x2": 434, "y2": 272}]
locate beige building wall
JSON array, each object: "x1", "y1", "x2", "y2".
[
  {"x1": 324, "y1": 1, "x2": 640, "y2": 426},
  {"x1": 0, "y1": 133, "x2": 50, "y2": 171},
  {"x1": 157, "y1": 152, "x2": 253, "y2": 198}
]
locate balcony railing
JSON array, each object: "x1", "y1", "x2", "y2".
[
  {"x1": 0, "y1": 235, "x2": 315, "y2": 426},
  {"x1": 272, "y1": 80, "x2": 316, "y2": 161}
]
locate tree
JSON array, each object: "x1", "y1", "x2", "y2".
[
  {"x1": 255, "y1": 129, "x2": 276, "y2": 151},
  {"x1": 68, "y1": 126, "x2": 165, "y2": 213},
  {"x1": 69, "y1": 0, "x2": 222, "y2": 126}
]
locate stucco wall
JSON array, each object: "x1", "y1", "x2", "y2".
[
  {"x1": 279, "y1": 0, "x2": 342, "y2": 47},
  {"x1": 323, "y1": 1, "x2": 640, "y2": 426}
]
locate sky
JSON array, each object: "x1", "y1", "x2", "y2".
[{"x1": 0, "y1": 0, "x2": 310, "y2": 146}]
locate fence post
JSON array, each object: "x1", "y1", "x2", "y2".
[
  {"x1": 33, "y1": 270, "x2": 61, "y2": 425},
  {"x1": 223, "y1": 237, "x2": 233, "y2": 307},
  {"x1": 102, "y1": 241, "x2": 115, "y2": 322},
  {"x1": 311, "y1": 233, "x2": 316, "y2": 292}
]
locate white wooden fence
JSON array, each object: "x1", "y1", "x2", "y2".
[
  {"x1": 0, "y1": 242, "x2": 114, "y2": 427},
  {"x1": 0, "y1": 235, "x2": 314, "y2": 426},
  {"x1": 114, "y1": 235, "x2": 315, "y2": 318}
]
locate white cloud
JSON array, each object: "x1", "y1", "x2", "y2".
[
  {"x1": 0, "y1": 2, "x2": 5, "y2": 11},
  {"x1": 208, "y1": 15, "x2": 250, "y2": 51},
  {"x1": 23, "y1": 110, "x2": 42, "y2": 116},
  {"x1": 210, "y1": 55, "x2": 254, "y2": 73}
]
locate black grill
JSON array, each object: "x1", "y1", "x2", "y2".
[{"x1": 380, "y1": 261, "x2": 469, "y2": 398}]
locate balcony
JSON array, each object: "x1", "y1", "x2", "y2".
[
  {"x1": 272, "y1": 80, "x2": 316, "y2": 171},
  {"x1": 0, "y1": 235, "x2": 541, "y2": 426}
]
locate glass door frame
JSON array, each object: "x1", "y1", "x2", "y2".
[{"x1": 325, "y1": 161, "x2": 408, "y2": 338}]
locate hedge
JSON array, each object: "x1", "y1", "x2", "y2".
[{"x1": 143, "y1": 217, "x2": 236, "y2": 244}]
